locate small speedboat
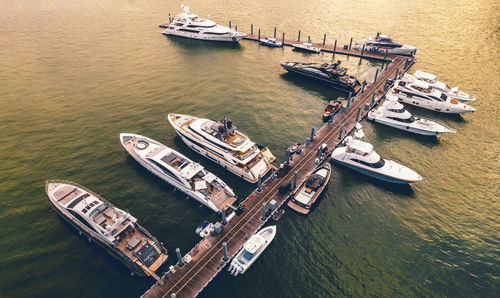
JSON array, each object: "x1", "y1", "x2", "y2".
[
  {"x1": 195, "y1": 221, "x2": 215, "y2": 238},
  {"x1": 411, "y1": 70, "x2": 476, "y2": 102},
  {"x1": 330, "y1": 124, "x2": 423, "y2": 184},
  {"x1": 368, "y1": 93, "x2": 456, "y2": 136},
  {"x1": 272, "y1": 209, "x2": 285, "y2": 221},
  {"x1": 323, "y1": 100, "x2": 342, "y2": 122},
  {"x1": 292, "y1": 42, "x2": 321, "y2": 54},
  {"x1": 228, "y1": 226, "x2": 276, "y2": 276},
  {"x1": 287, "y1": 164, "x2": 331, "y2": 214},
  {"x1": 260, "y1": 37, "x2": 282, "y2": 47}
]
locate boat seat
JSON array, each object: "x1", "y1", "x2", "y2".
[{"x1": 126, "y1": 237, "x2": 142, "y2": 251}]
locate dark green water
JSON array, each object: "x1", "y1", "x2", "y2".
[{"x1": 1, "y1": 0, "x2": 499, "y2": 297}]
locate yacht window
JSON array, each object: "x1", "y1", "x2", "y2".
[
  {"x1": 242, "y1": 250, "x2": 254, "y2": 261},
  {"x1": 68, "y1": 210, "x2": 96, "y2": 232},
  {"x1": 398, "y1": 81, "x2": 406, "y2": 87},
  {"x1": 387, "y1": 116, "x2": 415, "y2": 123},
  {"x1": 430, "y1": 95, "x2": 442, "y2": 102},
  {"x1": 179, "y1": 28, "x2": 200, "y2": 33},
  {"x1": 147, "y1": 158, "x2": 183, "y2": 183},
  {"x1": 351, "y1": 158, "x2": 385, "y2": 168},
  {"x1": 388, "y1": 108, "x2": 405, "y2": 113},
  {"x1": 67, "y1": 193, "x2": 90, "y2": 209},
  {"x1": 203, "y1": 32, "x2": 229, "y2": 35},
  {"x1": 440, "y1": 93, "x2": 448, "y2": 101}
]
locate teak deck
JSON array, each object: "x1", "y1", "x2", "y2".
[{"x1": 147, "y1": 25, "x2": 415, "y2": 298}]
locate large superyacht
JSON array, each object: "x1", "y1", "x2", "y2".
[
  {"x1": 168, "y1": 114, "x2": 276, "y2": 183},
  {"x1": 120, "y1": 133, "x2": 237, "y2": 213},
  {"x1": 162, "y1": 5, "x2": 245, "y2": 42},
  {"x1": 45, "y1": 181, "x2": 168, "y2": 280}
]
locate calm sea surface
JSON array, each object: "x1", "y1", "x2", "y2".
[{"x1": 0, "y1": 0, "x2": 499, "y2": 297}]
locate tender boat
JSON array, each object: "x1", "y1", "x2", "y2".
[
  {"x1": 292, "y1": 42, "x2": 321, "y2": 54},
  {"x1": 281, "y1": 61, "x2": 361, "y2": 94},
  {"x1": 330, "y1": 125, "x2": 423, "y2": 184},
  {"x1": 287, "y1": 164, "x2": 331, "y2": 215},
  {"x1": 228, "y1": 226, "x2": 276, "y2": 276},
  {"x1": 260, "y1": 37, "x2": 283, "y2": 47},
  {"x1": 168, "y1": 114, "x2": 276, "y2": 183},
  {"x1": 120, "y1": 133, "x2": 236, "y2": 213},
  {"x1": 323, "y1": 100, "x2": 342, "y2": 122},
  {"x1": 411, "y1": 70, "x2": 476, "y2": 102},
  {"x1": 392, "y1": 75, "x2": 476, "y2": 114},
  {"x1": 272, "y1": 209, "x2": 285, "y2": 221},
  {"x1": 45, "y1": 181, "x2": 168, "y2": 279},
  {"x1": 367, "y1": 93, "x2": 456, "y2": 136},
  {"x1": 354, "y1": 32, "x2": 417, "y2": 56},
  {"x1": 162, "y1": 5, "x2": 245, "y2": 42}
]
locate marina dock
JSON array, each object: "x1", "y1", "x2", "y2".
[{"x1": 145, "y1": 25, "x2": 414, "y2": 298}]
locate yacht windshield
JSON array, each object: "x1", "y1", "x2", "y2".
[
  {"x1": 388, "y1": 108, "x2": 405, "y2": 113},
  {"x1": 243, "y1": 250, "x2": 254, "y2": 261},
  {"x1": 440, "y1": 93, "x2": 448, "y2": 101}
]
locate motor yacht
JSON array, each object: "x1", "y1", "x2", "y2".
[
  {"x1": 281, "y1": 61, "x2": 361, "y2": 94},
  {"x1": 162, "y1": 5, "x2": 245, "y2": 42},
  {"x1": 45, "y1": 181, "x2": 168, "y2": 279},
  {"x1": 354, "y1": 32, "x2": 417, "y2": 56},
  {"x1": 168, "y1": 114, "x2": 276, "y2": 183},
  {"x1": 292, "y1": 42, "x2": 321, "y2": 54},
  {"x1": 260, "y1": 37, "x2": 282, "y2": 47},
  {"x1": 330, "y1": 125, "x2": 423, "y2": 184},
  {"x1": 287, "y1": 164, "x2": 331, "y2": 215},
  {"x1": 120, "y1": 133, "x2": 236, "y2": 213},
  {"x1": 228, "y1": 226, "x2": 276, "y2": 276},
  {"x1": 410, "y1": 70, "x2": 476, "y2": 102},
  {"x1": 392, "y1": 75, "x2": 476, "y2": 114},
  {"x1": 367, "y1": 93, "x2": 456, "y2": 136}
]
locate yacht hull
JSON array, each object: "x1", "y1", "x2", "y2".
[
  {"x1": 396, "y1": 93, "x2": 474, "y2": 114},
  {"x1": 330, "y1": 158, "x2": 418, "y2": 184},
  {"x1": 368, "y1": 114, "x2": 453, "y2": 136},
  {"x1": 281, "y1": 65, "x2": 360, "y2": 94},
  {"x1": 162, "y1": 30, "x2": 244, "y2": 42}
]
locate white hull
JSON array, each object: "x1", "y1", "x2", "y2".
[
  {"x1": 228, "y1": 226, "x2": 276, "y2": 276},
  {"x1": 162, "y1": 29, "x2": 244, "y2": 42},
  {"x1": 396, "y1": 93, "x2": 474, "y2": 114},
  {"x1": 367, "y1": 113, "x2": 455, "y2": 136}
]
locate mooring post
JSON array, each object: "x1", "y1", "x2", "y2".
[
  {"x1": 364, "y1": 103, "x2": 370, "y2": 111},
  {"x1": 229, "y1": 20, "x2": 231, "y2": 29},
  {"x1": 347, "y1": 92, "x2": 352, "y2": 107},
  {"x1": 338, "y1": 124, "x2": 344, "y2": 140},
  {"x1": 383, "y1": 48, "x2": 388, "y2": 60},
  {"x1": 329, "y1": 113, "x2": 334, "y2": 123},
  {"x1": 310, "y1": 126, "x2": 315, "y2": 142},
  {"x1": 383, "y1": 79, "x2": 389, "y2": 91},
  {"x1": 258, "y1": 28, "x2": 261, "y2": 40},
  {"x1": 356, "y1": 106, "x2": 361, "y2": 121},
  {"x1": 394, "y1": 68, "x2": 399, "y2": 80},
  {"x1": 373, "y1": 68, "x2": 379, "y2": 83},
  {"x1": 176, "y1": 248, "x2": 184, "y2": 267},
  {"x1": 286, "y1": 148, "x2": 291, "y2": 165},
  {"x1": 282, "y1": 32, "x2": 285, "y2": 43},
  {"x1": 349, "y1": 37, "x2": 353, "y2": 49},
  {"x1": 308, "y1": 36, "x2": 311, "y2": 43},
  {"x1": 251, "y1": 24, "x2": 253, "y2": 34},
  {"x1": 323, "y1": 33, "x2": 326, "y2": 45},
  {"x1": 385, "y1": 61, "x2": 389, "y2": 70},
  {"x1": 361, "y1": 80, "x2": 366, "y2": 93},
  {"x1": 371, "y1": 91, "x2": 376, "y2": 105},
  {"x1": 222, "y1": 242, "x2": 228, "y2": 261},
  {"x1": 274, "y1": 26, "x2": 277, "y2": 38},
  {"x1": 261, "y1": 203, "x2": 266, "y2": 220},
  {"x1": 334, "y1": 39, "x2": 337, "y2": 51},
  {"x1": 305, "y1": 137, "x2": 310, "y2": 146},
  {"x1": 222, "y1": 207, "x2": 227, "y2": 225},
  {"x1": 257, "y1": 174, "x2": 262, "y2": 192},
  {"x1": 235, "y1": 25, "x2": 237, "y2": 32},
  {"x1": 293, "y1": 171, "x2": 298, "y2": 189},
  {"x1": 361, "y1": 44, "x2": 365, "y2": 56},
  {"x1": 298, "y1": 30, "x2": 301, "y2": 41},
  {"x1": 244, "y1": 233, "x2": 248, "y2": 240}
]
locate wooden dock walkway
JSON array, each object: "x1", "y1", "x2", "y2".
[{"x1": 148, "y1": 25, "x2": 415, "y2": 298}]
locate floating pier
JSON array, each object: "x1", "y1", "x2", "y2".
[{"x1": 148, "y1": 23, "x2": 415, "y2": 298}]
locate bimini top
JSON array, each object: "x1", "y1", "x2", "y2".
[{"x1": 243, "y1": 234, "x2": 265, "y2": 254}]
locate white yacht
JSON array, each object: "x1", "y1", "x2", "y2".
[
  {"x1": 411, "y1": 70, "x2": 476, "y2": 102},
  {"x1": 120, "y1": 133, "x2": 236, "y2": 213},
  {"x1": 392, "y1": 75, "x2": 476, "y2": 114},
  {"x1": 168, "y1": 114, "x2": 276, "y2": 183},
  {"x1": 354, "y1": 33, "x2": 417, "y2": 56},
  {"x1": 368, "y1": 93, "x2": 456, "y2": 136},
  {"x1": 292, "y1": 42, "x2": 321, "y2": 54},
  {"x1": 330, "y1": 125, "x2": 423, "y2": 184},
  {"x1": 228, "y1": 226, "x2": 276, "y2": 276},
  {"x1": 45, "y1": 181, "x2": 168, "y2": 280},
  {"x1": 287, "y1": 164, "x2": 331, "y2": 215},
  {"x1": 260, "y1": 37, "x2": 283, "y2": 47},
  {"x1": 162, "y1": 5, "x2": 245, "y2": 42}
]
